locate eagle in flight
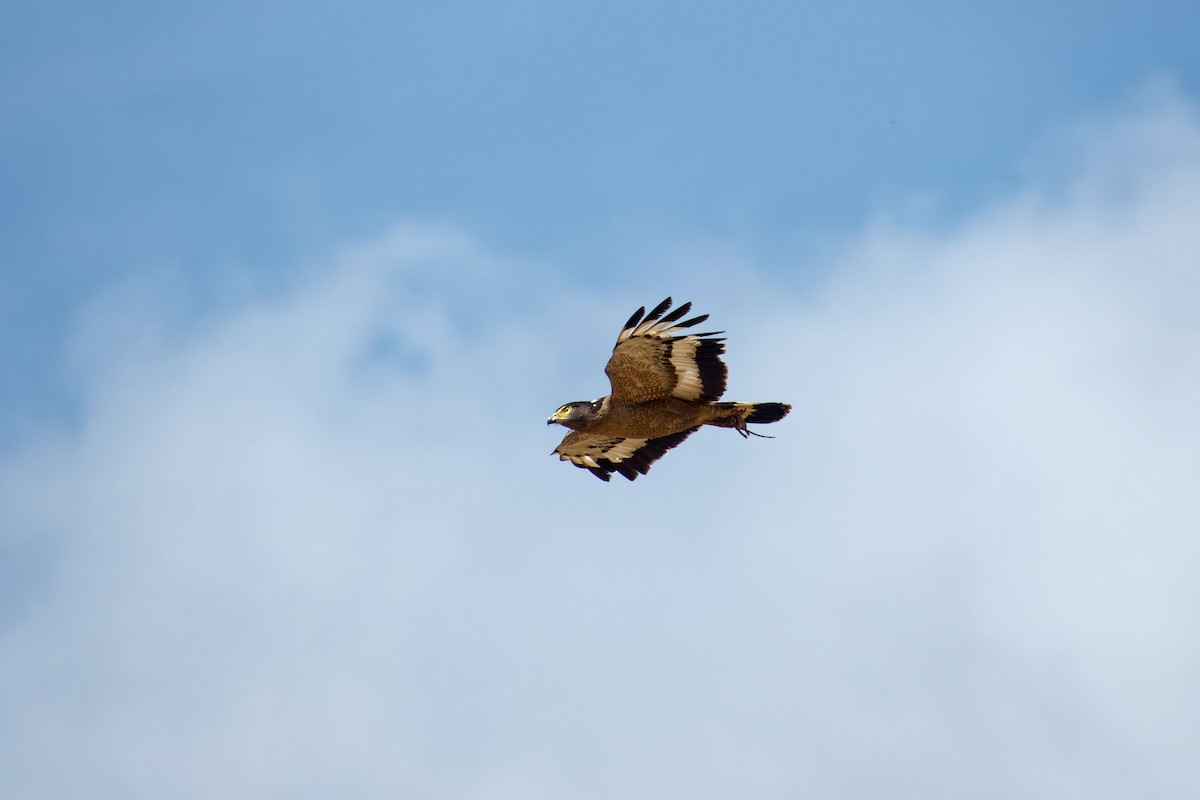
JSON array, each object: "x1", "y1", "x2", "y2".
[{"x1": 548, "y1": 297, "x2": 791, "y2": 481}]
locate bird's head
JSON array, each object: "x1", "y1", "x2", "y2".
[{"x1": 547, "y1": 399, "x2": 604, "y2": 430}]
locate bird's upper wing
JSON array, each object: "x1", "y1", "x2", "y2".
[
  {"x1": 604, "y1": 297, "x2": 728, "y2": 405},
  {"x1": 552, "y1": 428, "x2": 699, "y2": 482}
]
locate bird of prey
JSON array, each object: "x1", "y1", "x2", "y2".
[{"x1": 547, "y1": 297, "x2": 791, "y2": 481}]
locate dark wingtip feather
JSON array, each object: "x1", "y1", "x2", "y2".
[
  {"x1": 588, "y1": 466, "x2": 613, "y2": 482},
  {"x1": 671, "y1": 314, "x2": 710, "y2": 330},
  {"x1": 622, "y1": 305, "x2": 646, "y2": 332},
  {"x1": 658, "y1": 301, "x2": 692, "y2": 325},
  {"x1": 615, "y1": 463, "x2": 640, "y2": 481},
  {"x1": 644, "y1": 297, "x2": 673, "y2": 323}
]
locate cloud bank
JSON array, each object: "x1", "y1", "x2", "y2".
[{"x1": 2, "y1": 86, "x2": 1199, "y2": 799}]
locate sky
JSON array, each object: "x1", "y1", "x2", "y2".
[{"x1": 2, "y1": 2, "x2": 1200, "y2": 798}]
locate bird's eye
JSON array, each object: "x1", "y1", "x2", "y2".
[{"x1": 557, "y1": 405, "x2": 572, "y2": 415}]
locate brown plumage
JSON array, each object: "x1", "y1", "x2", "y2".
[{"x1": 547, "y1": 297, "x2": 791, "y2": 481}]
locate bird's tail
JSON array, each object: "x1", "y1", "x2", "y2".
[
  {"x1": 708, "y1": 402, "x2": 792, "y2": 432},
  {"x1": 741, "y1": 402, "x2": 791, "y2": 424}
]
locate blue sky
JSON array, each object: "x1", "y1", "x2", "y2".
[
  {"x1": 5, "y1": 0, "x2": 1199, "y2": 433},
  {"x1": 3, "y1": 2, "x2": 1200, "y2": 798}
]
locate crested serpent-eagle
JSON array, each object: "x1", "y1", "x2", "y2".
[{"x1": 547, "y1": 297, "x2": 791, "y2": 481}]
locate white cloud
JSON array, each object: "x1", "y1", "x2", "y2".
[{"x1": 3, "y1": 87, "x2": 1200, "y2": 799}]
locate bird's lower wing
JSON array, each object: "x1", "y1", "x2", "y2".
[{"x1": 553, "y1": 428, "x2": 699, "y2": 482}]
